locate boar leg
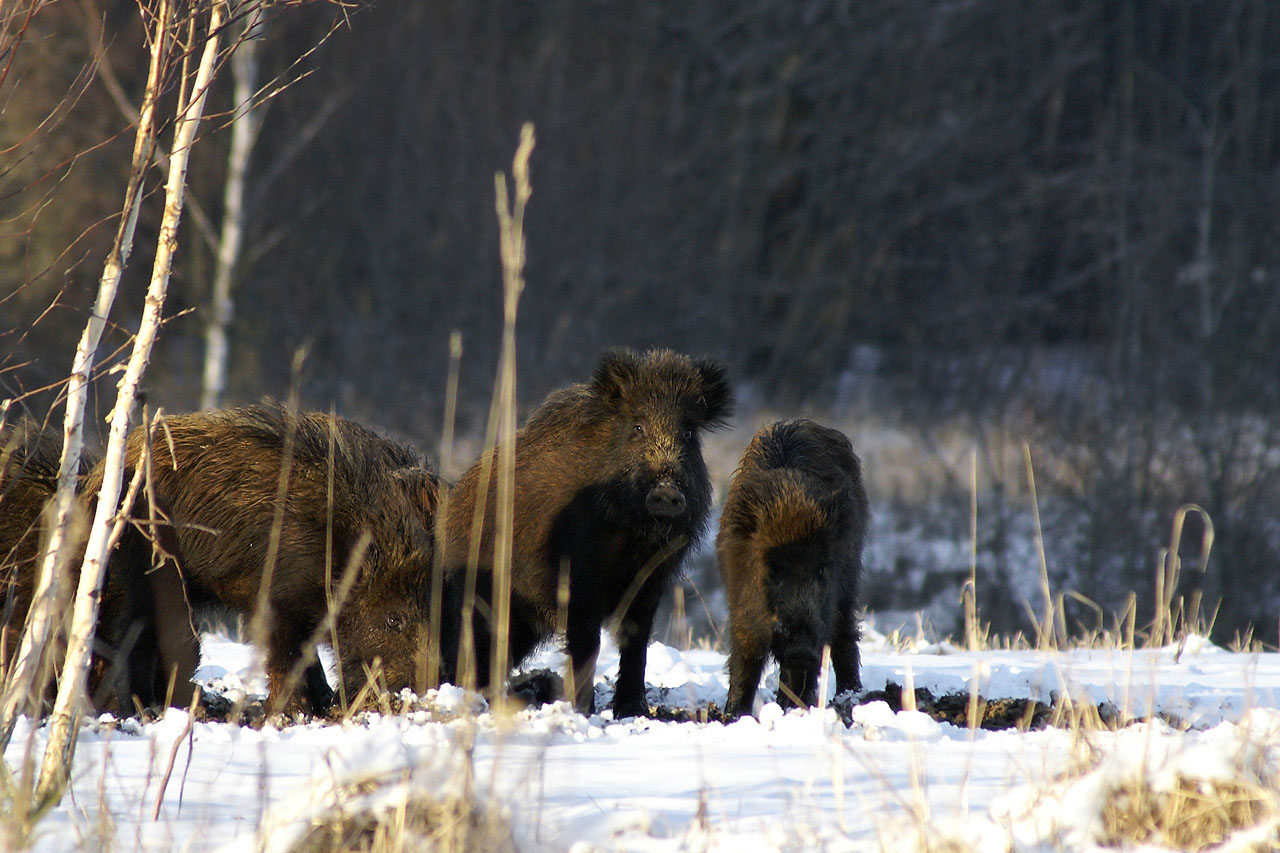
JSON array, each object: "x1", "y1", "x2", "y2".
[
  {"x1": 830, "y1": 604, "x2": 862, "y2": 695},
  {"x1": 122, "y1": 623, "x2": 160, "y2": 711},
  {"x1": 564, "y1": 577, "x2": 602, "y2": 715},
  {"x1": 301, "y1": 659, "x2": 334, "y2": 711},
  {"x1": 110, "y1": 522, "x2": 199, "y2": 709},
  {"x1": 265, "y1": 616, "x2": 333, "y2": 714},
  {"x1": 567, "y1": 655, "x2": 595, "y2": 713},
  {"x1": 447, "y1": 568, "x2": 545, "y2": 700},
  {"x1": 610, "y1": 578, "x2": 664, "y2": 719},
  {"x1": 463, "y1": 575, "x2": 495, "y2": 695},
  {"x1": 116, "y1": 555, "x2": 164, "y2": 709},
  {"x1": 724, "y1": 644, "x2": 767, "y2": 719},
  {"x1": 145, "y1": 552, "x2": 201, "y2": 708}
]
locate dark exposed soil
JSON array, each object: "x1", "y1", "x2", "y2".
[
  {"x1": 192, "y1": 690, "x2": 272, "y2": 726},
  {"x1": 507, "y1": 668, "x2": 565, "y2": 707},
  {"x1": 832, "y1": 682, "x2": 1159, "y2": 731},
  {"x1": 843, "y1": 682, "x2": 1054, "y2": 730},
  {"x1": 115, "y1": 677, "x2": 1157, "y2": 731},
  {"x1": 642, "y1": 681, "x2": 1156, "y2": 730},
  {"x1": 648, "y1": 703, "x2": 730, "y2": 724}
]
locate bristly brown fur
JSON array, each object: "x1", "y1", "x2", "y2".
[
  {"x1": 733, "y1": 469, "x2": 829, "y2": 552},
  {"x1": 93, "y1": 403, "x2": 442, "y2": 714},
  {"x1": 1, "y1": 420, "x2": 107, "y2": 709},
  {"x1": 717, "y1": 418, "x2": 868, "y2": 718},
  {"x1": 441, "y1": 348, "x2": 733, "y2": 716},
  {"x1": 2, "y1": 422, "x2": 67, "y2": 686}
]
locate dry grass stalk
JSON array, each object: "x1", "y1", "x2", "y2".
[
  {"x1": 488, "y1": 121, "x2": 534, "y2": 711},
  {"x1": 1154, "y1": 504, "x2": 1215, "y2": 651},
  {"x1": 963, "y1": 447, "x2": 981, "y2": 652},
  {"x1": 246, "y1": 372, "x2": 303, "y2": 717},
  {"x1": 1022, "y1": 444, "x2": 1057, "y2": 650},
  {"x1": 426, "y1": 332, "x2": 463, "y2": 692}
]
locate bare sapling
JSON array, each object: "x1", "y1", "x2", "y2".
[
  {"x1": 201, "y1": 5, "x2": 266, "y2": 410},
  {"x1": 0, "y1": 0, "x2": 173, "y2": 752},
  {"x1": 32, "y1": 0, "x2": 227, "y2": 810}
]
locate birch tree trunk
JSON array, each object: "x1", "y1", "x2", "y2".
[
  {"x1": 201, "y1": 8, "x2": 264, "y2": 410},
  {"x1": 33, "y1": 0, "x2": 227, "y2": 809},
  {"x1": 0, "y1": 0, "x2": 172, "y2": 752}
]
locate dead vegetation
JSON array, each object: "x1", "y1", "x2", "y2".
[
  {"x1": 286, "y1": 784, "x2": 514, "y2": 853},
  {"x1": 1100, "y1": 774, "x2": 1276, "y2": 852}
]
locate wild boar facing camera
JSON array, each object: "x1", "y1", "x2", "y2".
[{"x1": 442, "y1": 348, "x2": 733, "y2": 716}]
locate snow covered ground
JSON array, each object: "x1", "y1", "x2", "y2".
[{"x1": 6, "y1": 628, "x2": 1280, "y2": 852}]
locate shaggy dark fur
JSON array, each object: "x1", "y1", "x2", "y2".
[
  {"x1": 717, "y1": 419, "x2": 868, "y2": 718},
  {"x1": 0, "y1": 421, "x2": 141, "y2": 710},
  {"x1": 96, "y1": 404, "x2": 441, "y2": 713},
  {"x1": 1, "y1": 424, "x2": 75, "y2": 616},
  {"x1": 442, "y1": 348, "x2": 733, "y2": 716}
]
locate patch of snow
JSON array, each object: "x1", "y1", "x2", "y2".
[{"x1": 6, "y1": 630, "x2": 1280, "y2": 852}]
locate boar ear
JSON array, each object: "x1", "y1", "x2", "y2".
[
  {"x1": 590, "y1": 349, "x2": 639, "y2": 405},
  {"x1": 390, "y1": 467, "x2": 441, "y2": 526},
  {"x1": 819, "y1": 487, "x2": 845, "y2": 514},
  {"x1": 692, "y1": 357, "x2": 734, "y2": 428}
]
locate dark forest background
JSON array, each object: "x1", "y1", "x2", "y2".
[{"x1": 4, "y1": 0, "x2": 1279, "y2": 644}]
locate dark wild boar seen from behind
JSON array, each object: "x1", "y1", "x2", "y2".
[
  {"x1": 717, "y1": 419, "x2": 868, "y2": 719},
  {"x1": 442, "y1": 348, "x2": 733, "y2": 716},
  {"x1": 1, "y1": 422, "x2": 85, "y2": 654},
  {"x1": 98, "y1": 404, "x2": 441, "y2": 714},
  {"x1": 0, "y1": 422, "x2": 103, "y2": 706},
  {"x1": 0, "y1": 421, "x2": 183, "y2": 712}
]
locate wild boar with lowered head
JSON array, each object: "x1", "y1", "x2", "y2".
[{"x1": 717, "y1": 419, "x2": 868, "y2": 719}]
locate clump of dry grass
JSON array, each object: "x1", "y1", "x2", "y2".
[
  {"x1": 257, "y1": 717, "x2": 513, "y2": 853},
  {"x1": 287, "y1": 782, "x2": 514, "y2": 853},
  {"x1": 1100, "y1": 774, "x2": 1276, "y2": 851}
]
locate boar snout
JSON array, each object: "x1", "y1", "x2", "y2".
[{"x1": 645, "y1": 479, "x2": 687, "y2": 518}]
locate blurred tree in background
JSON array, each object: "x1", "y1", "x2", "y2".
[{"x1": 4, "y1": 0, "x2": 1279, "y2": 642}]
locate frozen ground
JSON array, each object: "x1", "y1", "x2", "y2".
[{"x1": 5, "y1": 628, "x2": 1280, "y2": 852}]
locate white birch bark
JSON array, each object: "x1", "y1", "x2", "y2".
[
  {"x1": 201, "y1": 9, "x2": 264, "y2": 410},
  {"x1": 0, "y1": 0, "x2": 172, "y2": 751},
  {"x1": 34, "y1": 0, "x2": 227, "y2": 806}
]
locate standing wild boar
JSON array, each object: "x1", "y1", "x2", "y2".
[
  {"x1": 717, "y1": 419, "x2": 868, "y2": 718},
  {"x1": 97, "y1": 404, "x2": 441, "y2": 713},
  {"x1": 442, "y1": 348, "x2": 733, "y2": 716}
]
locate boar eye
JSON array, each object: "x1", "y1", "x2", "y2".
[
  {"x1": 385, "y1": 614, "x2": 404, "y2": 632},
  {"x1": 632, "y1": 423, "x2": 646, "y2": 438}
]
